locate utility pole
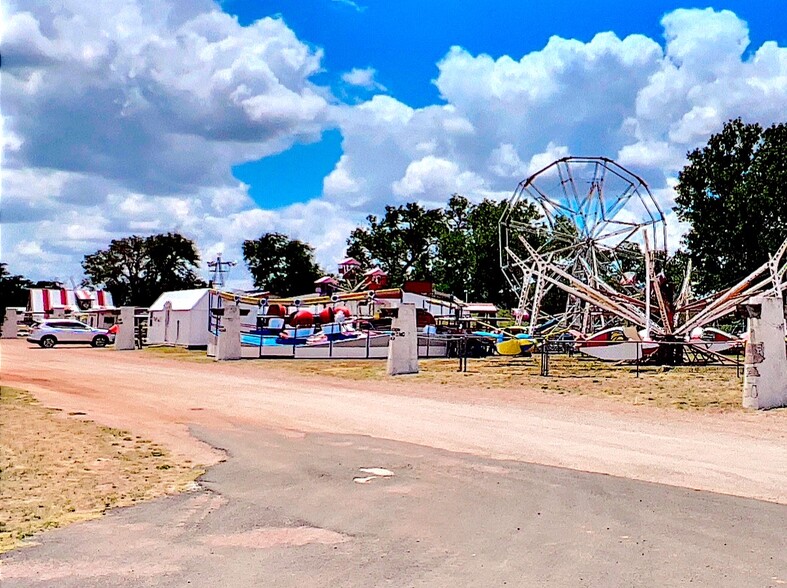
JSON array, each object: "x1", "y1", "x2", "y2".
[{"x1": 207, "y1": 253, "x2": 237, "y2": 289}]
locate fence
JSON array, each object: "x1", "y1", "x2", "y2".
[
  {"x1": 233, "y1": 331, "x2": 455, "y2": 360},
  {"x1": 537, "y1": 339, "x2": 744, "y2": 378}
]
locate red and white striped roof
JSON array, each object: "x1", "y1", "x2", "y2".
[{"x1": 28, "y1": 289, "x2": 115, "y2": 314}]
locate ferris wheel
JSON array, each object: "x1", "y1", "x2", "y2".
[{"x1": 499, "y1": 156, "x2": 667, "y2": 333}]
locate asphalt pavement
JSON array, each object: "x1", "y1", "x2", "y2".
[{"x1": 3, "y1": 424, "x2": 786, "y2": 587}]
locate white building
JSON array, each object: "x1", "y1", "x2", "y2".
[
  {"x1": 147, "y1": 288, "x2": 212, "y2": 347},
  {"x1": 148, "y1": 288, "x2": 260, "y2": 347}
]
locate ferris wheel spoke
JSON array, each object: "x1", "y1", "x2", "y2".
[
  {"x1": 591, "y1": 220, "x2": 645, "y2": 243},
  {"x1": 558, "y1": 161, "x2": 584, "y2": 220},
  {"x1": 579, "y1": 161, "x2": 604, "y2": 234},
  {"x1": 500, "y1": 156, "x2": 667, "y2": 334}
]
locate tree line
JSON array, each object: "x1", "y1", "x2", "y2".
[{"x1": 1, "y1": 119, "x2": 785, "y2": 311}]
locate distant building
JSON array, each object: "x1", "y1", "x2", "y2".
[
  {"x1": 314, "y1": 276, "x2": 340, "y2": 296},
  {"x1": 148, "y1": 288, "x2": 211, "y2": 347},
  {"x1": 28, "y1": 288, "x2": 116, "y2": 328},
  {"x1": 462, "y1": 302, "x2": 499, "y2": 318}
]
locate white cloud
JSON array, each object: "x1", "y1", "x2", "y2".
[
  {"x1": 16, "y1": 241, "x2": 44, "y2": 256},
  {"x1": 617, "y1": 141, "x2": 680, "y2": 171},
  {"x1": 327, "y1": 7, "x2": 787, "y2": 254},
  {"x1": 392, "y1": 156, "x2": 485, "y2": 203},
  {"x1": 323, "y1": 155, "x2": 363, "y2": 197},
  {"x1": 4, "y1": 4, "x2": 787, "y2": 288},
  {"x1": 488, "y1": 144, "x2": 526, "y2": 179},
  {"x1": 341, "y1": 67, "x2": 386, "y2": 91},
  {"x1": 526, "y1": 143, "x2": 570, "y2": 176},
  {"x1": 330, "y1": 0, "x2": 366, "y2": 13},
  {"x1": 2, "y1": 0, "x2": 336, "y2": 285},
  {"x1": 3, "y1": 1, "x2": 329, "y2": 195}
]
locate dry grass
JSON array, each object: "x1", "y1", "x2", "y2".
[
  {"x1": 143, "y1": 344, "x2": 214, "y2": 363},
  {"x1": 143, "y1": 346, "x2": 749, "y2": 412},
  {"x1": 0, "y1": 386, "x2": 200, "y2": 553},
  {"x1": 289, "y1": 355, "x2": 744, "y2": 411}
]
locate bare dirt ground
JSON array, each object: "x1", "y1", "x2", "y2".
[
  {"x1": 2, "y1": 339, "x2": 786, "y2": 504},
  {"x1": 147, "y1": 346, "x2": 748, "y2": 411},
  {"x1": 3, "y1": 340, "x2": 787, "y2": 587},
  {"x1": 0, "y1": 386, "x2": 197, "y2": 552}
]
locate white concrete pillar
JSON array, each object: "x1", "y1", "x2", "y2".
[
  {"x1": 114, "y1": 306, "x2": 136, "y2": 350},
  {"x1": 207, "y1": 332, "x2": 217, "y2": 358},
  {"x1": 743, "y1": 294, "x2": 787, "y2": 410},
  {"x1": 387, "y1": 303, "x2": 419, "y2": 376},
  {"x1": 215, "y1": 303, "x2": 242, "y2": 361},
  {"x1": 1, "y1": 308, "x2": 19, "y2": 339}
]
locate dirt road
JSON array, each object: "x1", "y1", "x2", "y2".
[
  {"x1": 2, "y1": 340, "x2": 786, "y2": 503},
  {"x1": 3, "y1": 340, "x2": 787, "y2": 587}
]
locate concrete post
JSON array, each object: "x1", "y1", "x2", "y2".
[
  {"x1": 387, "y1": 303, "x2": 419, "y2": 376},
  {"x1": 114, "y1": 306, "x2": 136, "y2": 350},
  {"x1": 215, "y1": 303, "x2": 242, "y2": 361},
  {"x1": 742, "y1": 294, "x2": 787, "y2": 409},
  {"x1": 207, "y1": 332, "x2": 217, "y2": 358},
  {"x1": 1, "y1": 308, "x2": 19, "y2": 339}
]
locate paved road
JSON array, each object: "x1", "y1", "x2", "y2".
[
  {"x1": 3, "y1": 426, "x2": 787, "y2": 587},
  {"x1": 2, "y1": 341, "x2": 787, "y2": 586}
]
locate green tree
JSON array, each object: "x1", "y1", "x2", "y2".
[
  {"x1": 432, "y1": 195, "x2": 543, "y2": 306},
  {"x1": 346, "y1": 203, "x2": 445, "y2": 287},
  {"x1": 432, "y1": 195, "x2": 473, "y2": 299},
  {"x1": 0, "y1": 263, "x2": 62, "y2": 323},
  {"x1": 242, "y1": 233, "x2": 322, "y2": 295},
  {"x1": 82, "y1": 233, "x2": 206, "y2": 306},
  {"x1": 675, "y1": 118, "x2": 787, "y2": 294},
  {"x1": 0, "y1": 263, "x2": 32, "y2": 322},
  {"x1": 346, "y1": 196, "x2": 543, "y2": 306},
  {"x1": 145, "y1": 233, "x2": 207, "y2": 296}
]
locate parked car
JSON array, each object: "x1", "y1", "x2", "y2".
[{"x1": 27, "y1": 320, "x2": 114, "y2": 348}]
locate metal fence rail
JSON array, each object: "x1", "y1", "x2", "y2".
[{"x1": 536, "y1": 338, "x2": 744, "y2": 378}]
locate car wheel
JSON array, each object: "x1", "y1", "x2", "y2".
[
  {"x1": 39, "y1": 336, "x2": 57, "y2": 349},
  {"x1": 92, "y1": 335, "x2": 109, "y2": 348}
]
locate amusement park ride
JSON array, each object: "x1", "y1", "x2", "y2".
[
  {"x1": 205, "y1": 155, "x2": 785, "y2": 364},
  {"x1": 499, "y1": 156, "x2": 787, "y2": 363}
]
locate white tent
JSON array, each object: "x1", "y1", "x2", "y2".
[
  {"x1": 28, "y1": 288, "x2": 116, "y2": 328},
  {"x1": 147, "y1": 288, "x2": 211, "y2": 347},
  {"x1": 28, "y1": 288, "x2": 115, "y2": 313}
]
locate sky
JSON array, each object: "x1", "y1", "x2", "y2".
[{"x1": 2, "y1": 0, "x2": 787, "y2": 287}]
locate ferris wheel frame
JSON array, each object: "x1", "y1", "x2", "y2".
[{"x1": 499, "y1": 156, "x2": 668, "y2": 332}]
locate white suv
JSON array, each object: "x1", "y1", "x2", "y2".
[{"x1": 27, "y1": 320, "x2": 114, "y2": 349}]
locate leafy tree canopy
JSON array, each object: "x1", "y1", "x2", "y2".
[
  {"x1": 434, "y1": 194, "x2": 543, "y2": 306},
  {"x1": 0, "y1": 263, "x2": 62, "y2": 322},
  {"x1": 0, "y1": 263, "x2": 33, "y2": 322},
  {"x1": 346, "y1": 203, "x2": 445, "y2": 287},
  {"x1": 675, "y1": 118, "x2": 787, "y2": 294},
  {"x1": 242, "y1": 232, "x2": 322, "y2": 295},
  {"x1": 82, "y1": 233, "x2": 206, "y2": 306},
  {"x1": 346, "y1": 196, "x2": 543, "y2": 305}
]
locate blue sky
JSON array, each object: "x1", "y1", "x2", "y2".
[
  {"x1": 5, "y1": 0, "x2": 787, "y2": 281},
  {"x1": 226, "y1": 0, "x2": 787, "y2": 209}
]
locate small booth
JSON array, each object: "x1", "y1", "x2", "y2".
[{"x1": 147, "y1": 288, "x2": 212, "y2": 347}]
